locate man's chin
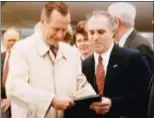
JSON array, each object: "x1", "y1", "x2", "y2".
[{"x1": 47, "y1": 41, "x2": 58, "y2": 46}]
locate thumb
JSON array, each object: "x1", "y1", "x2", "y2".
[
  {"x1": 69, "y1": 100, "x2": 75, "y2": 106},
  {"x1": 3, "y1": 105, "x2": 9, "y2": 112}
]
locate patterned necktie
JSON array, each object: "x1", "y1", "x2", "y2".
[
  {"x1": 2, "y1": 54, "x2": 10, "y2": 88},
  {"x1": 96, "y1": 55, "x2": 105, "y2": 96},
  {"x1": 50, "y1": 45, "x2": 57, "y2": 57}
]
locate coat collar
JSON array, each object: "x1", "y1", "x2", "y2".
[
  {"x1": 35, "y1": 31, "x2": 49, "y2": 56},
  {"x1": 35, "y1": 31, "x2": 67, "y2": 60},
  {"x1": 124, "y1": 29, "x2": 136, "y2": 48},
  {"x1": 119, "y1": 28, "x2": 134, "y2": 47}
]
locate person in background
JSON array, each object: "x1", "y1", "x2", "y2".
[
  {"x1": 1, "y1": 35, "x2": 5, "y2": 52},
  {"x1": 5, "y1": 2, "x2": 96, "y2": 118},
  {"x1": 108, "y1": 2, "x2": 154, "y2": 71},
  {"x1": 63, "y1": 24, "x2": 74, "y2": 45},
  {"x1": 74, "y1": 21, "x2": 93, "y2": 61},
  {"x1": 1, "y1": 27, "x2": 20, "y2": 118},
  {"x1": 82, "y1": 10, "x2": 152, "y2": 118}
]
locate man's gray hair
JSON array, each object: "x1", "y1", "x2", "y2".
[
  {"x1": 108, "y1": 2, "x2": 136, "y2": 27},
  {"x1": 86, "y1": 10, "x2": 117, "y2": 31},
  {"x1": 3, "y1": 27, "x2": 20, "y2": 39}
]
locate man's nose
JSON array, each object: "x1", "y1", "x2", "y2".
[
  {"x1": 57, "y1": 30, "x2": 64, "y2": 40},
  {"x1": 80, "y1": 41, "x2": 85, "y2": 46},
  {"x1": 10, "y1": 40, "x2": 15, "y2": 45},
  {"x1": 93, "y1": 34, "x2": 99, "y2": 41}
]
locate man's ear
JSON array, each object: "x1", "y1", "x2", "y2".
[
  {"x1": 112, "y1": 16, "x2": 119, "y2": 37},
  {"x1": 41, "y1": 15, "x2": 49, "y2": 24},
  {"x1": 115, "y1": 16, "x2": 120, "y2": 27},
  {"x1": 112, "y1": 30, "x2": 115, "y2": 38},
  {"x1": 113, "y1": 16, "x2": 119, "y2": 32}
]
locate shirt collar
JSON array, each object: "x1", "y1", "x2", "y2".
[
  {"x1": 94, "y1": 42, "x2": 114, "y2": 63},
  {"x1": 119, "y1": 28, "x2": 134, "y2": 47},
  {"x1": 35, "y1": 30, "x2": 67, "y2": 59}
]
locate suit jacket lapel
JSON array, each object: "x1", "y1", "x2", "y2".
[
  {"x1": 104, "y1": 44, "x2": 120, "y2": 95},
  {"x1": 87, "y1": 55, "x2": 99, "y2": 93},
  {"x1": 87, "y1": 45, "x2": 120, "y2": 95}
]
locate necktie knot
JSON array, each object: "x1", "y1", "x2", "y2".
[
  {"x1": 98, "y1": 55, "x2": 102, "y2": 62},
  {"x1": 50, "y1": 45, "x2": 55, "y2": 49},
  {"x1": 50, "y1": 45, "x2": 57, "y2": 57}
]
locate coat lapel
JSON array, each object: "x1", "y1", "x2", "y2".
[
  {"x1": 104, "y1": 44, "x2": 120, "y2": 95},
  {"x1": 124, "y1": 29, "x2": 136, "y2": 48},
  {"x1": 87, "y1": 55, "x2": 99, "y2": 93},
  {"x1": 55, "y1": 42, "x2": 68, "y2": 63}
]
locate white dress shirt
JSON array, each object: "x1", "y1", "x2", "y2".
[
  {"x1": 119, "y1": 28, "x2": 134, "y2": 47},
  {"x1": 94, "y1": 42, "x2": 114, "y2": 75}
]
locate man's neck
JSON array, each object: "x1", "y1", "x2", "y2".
[{"x1": 115, "y1": 26, "x2": 133, "y2": 42}]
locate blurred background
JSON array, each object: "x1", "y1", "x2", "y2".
[{"x1": 1, "y1": 2, "x2": 153, "y2": 52}]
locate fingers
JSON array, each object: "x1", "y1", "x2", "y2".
[
  {"x1": 53, "y1": 96, "x2": 75, "y2": 110},
  {"x1": 91, "y1": 102, "x2": 109, "y2": 107},
  {"x1": 66, "y1": 99, "x2": 75, "y2": 109},
  {"x1": 90, "y1": 104, "x2": 110, "y2": 114},
  {"x1": 3, "y1": 105, "x2": 9, "y2": 112},
  {"x1": 1, "y1": 102, "x2": 10, "y2": 113},
  {"x1": 1, "y1": 101, "x2": 6, "y2": 108},
  {"x1": 90, "y1": 98, "x2": 112, "y2": 115},
  {"x1": 69, "y1": 100, "x2": 75, "y2": 107},
  {"x1": 90, "y1": 105, "x2": 100, "y2": 114},
  {"x1": 61, "y1": 100, "x2": 74, "y2": 110},
  {"x1": 62, "y1": 104, "x2": 69, "y2": 110},
  {"x1": 1, "y1": 98, "x2": 11, "y2": 108}
]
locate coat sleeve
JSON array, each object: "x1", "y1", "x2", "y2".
[
  {"x1": 5, "y1": 42, "x2": 55, "y2": 115},
  {"x1": 74, "y1": 52, "x2": 96, "y2": 98}
]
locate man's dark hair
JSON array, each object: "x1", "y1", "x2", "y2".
[{"x1": 45, "y1": 2, "x2": 69, "y2": 19}]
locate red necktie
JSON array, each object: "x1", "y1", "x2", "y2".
[
  {"x1": 50, "y1": 46, "x2": 57, "y2": 57},
  {"x1": 96, "y1": 55, "x2": 105, "y2": 96},
  {"x1": 2, "y1": 54, "x2": 10, "y2": 88}
]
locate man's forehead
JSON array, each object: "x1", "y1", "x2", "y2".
[
  {"x1": 87, "y1": 15, "x2": 109, "y2": 30},
  {"x1": 3, "y1": 30, "x2": 20, "y2": 40},
  {"x1": 50, "y1": 10, "x2": 71, "y2": 22}
]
